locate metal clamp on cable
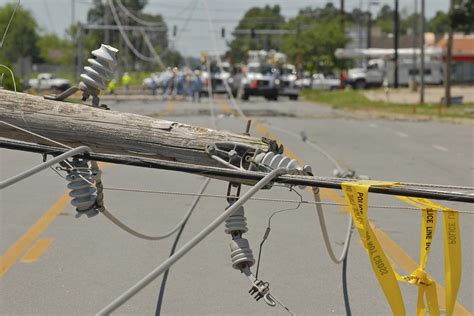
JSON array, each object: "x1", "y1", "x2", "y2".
[
  {"x1": 249, "y1": 280, "x2": 274, "y2": 304},
  {"x1": 206, "y1": 142, "x2": 262, "y2": 170}
]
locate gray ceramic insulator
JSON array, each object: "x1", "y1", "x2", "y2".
[
  {"x1": 66, "y1": 169, "x2": 97, "y2": 213},
  {"x1": 229, "y1": 238, "x2": 255, "y2": 269},
  {"x1": 79, "y1": 44, "x2": 119, "y2": 94},
  {"x1": 224, "y1": 206, "x2": 248, "y2": 234}
]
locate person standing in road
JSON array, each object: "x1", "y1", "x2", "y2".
[
  {"x1": 190, "y1": 69, "x2": 203, "y2": 103},
  {"x1": 108, "y1": 79, "x2": 117, "y2": 94},
  {"x1": 150, "y1": 77, "x2": 157, "y2": 96},
  {"x1": 122, "y1": 72, "x2": 131, "y2": 94}
]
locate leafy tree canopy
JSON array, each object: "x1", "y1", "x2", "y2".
[
  {"x1": 283, "y1": 19, "x2": 348, "y2": 73},
  {"x1": 227, "y1": 5, "x2": 285, "y2": 62},
  {"x1": 451, "y1": 0, "x2": 474, "y2": 33},
  {"x1": 0, "y1": 3, "x2": 40, "y2": 65}
]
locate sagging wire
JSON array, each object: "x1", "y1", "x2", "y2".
[
  {"x1": 156, "y1": 23, "x2": 216, "y2": 314},
  {"x1": 107, "y1": 0, "x2": 165, "y2": 68},
  {"x1": 268, "y1": 124, "x2": 346, "y2": 174},
  {"x1": 255, "y1": 187, "x2": 304, "y2": 280},
  {"x1": 96, "y1": 187, "x2": 474, "y2": 214},
  {"x1": 97, "y1": 168, "x2": 288, "y2": 315},
  {"x1": 155, "y1": 178, "x2": 211, "y2": 315},
  {"x1": 0, "y1": 0, "x2": 20, "y2": 49},
  {"x1": 312, "y1": 187, "x2": 353, "y2": 264}
]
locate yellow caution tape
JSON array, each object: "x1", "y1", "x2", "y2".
[
  {"x1": 398, "y1": 197, "x2": 462, "y2": 316},
  {"x1": 341, "y1": 181, "x2": 462, "y2": 316},
  {"x1": 397, "y1": 196, "x2": 440, "y2": 316},
  {"x1": 341, "y1": 181, "x2": 406, "y2": 316}
]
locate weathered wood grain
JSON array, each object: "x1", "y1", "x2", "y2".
[{"x1": 0, "y1": 90, "x2": 269, "y2": 166}]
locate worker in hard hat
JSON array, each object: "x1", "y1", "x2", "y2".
[
  {"x1": 121, "y1": 72, "x2": 131, "y2": 94},
  {"x1": 107, "y1": 79, "x2": 117, "y2": 94},
  {"x1": 164, "y1": 67, "x2": 179, "y2": 99},
  {"x1": 190, "y1": 69, "x2": 203, "y2": 102}
]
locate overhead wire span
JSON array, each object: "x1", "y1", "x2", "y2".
[
  {"x1": 267, "y1": 124, "x2": 346, "y2": 173},
  {"x1": 97, "y1": 187, "x2": 474, "y2": 214},
  {"x1": 115, "y1": 0, "x2": 166, "y2": 26},
  {"x1": 107, "y1": 0, "x2": 164, "y2": 66}
]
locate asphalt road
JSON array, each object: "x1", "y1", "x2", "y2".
[{"x1": 1, "y1": 95, "x2": 473, "y2": 315}]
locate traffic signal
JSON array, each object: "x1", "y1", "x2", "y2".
[
  {"x1": 173, "y1": 25, "x2": 177, "y2": 37},
  {"x1": 221, "y1": 27, "x2": 225, "y2": 38}
]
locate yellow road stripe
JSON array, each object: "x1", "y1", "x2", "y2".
[
  {"x1": 20, "y1": 238, "x2": 54, "y2": 263},
  {"x1": 1, "y1": 102, "x2": 177, "y2": 278},
  {"x1": 0, "y1": 193, "x2": 69, "y2": 277},
  {"x1": 216, "y1": 97, "x2": 471, "y2": 315},
  {"x1": 157, "y1": 100, "x2": 177, "y2": 117}
]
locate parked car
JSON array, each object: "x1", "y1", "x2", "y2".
[
  {"x1": 28, "y1": 73, "x2": 70, "y2": 91},
  {"x1": 311, "y1": 73, "x2": 341, "y2": 90},
  {"x1": 295, "y1": 71, "x2": 313, "y2": 89}
]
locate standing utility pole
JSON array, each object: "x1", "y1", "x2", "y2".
[
  {"x1": 444, "y1": 0, "x2": 454, "y2": 107},
  {"x1": 420, "y1": 0, "x2": 425, "y2": 104},
  {"x1": 105, "y1": 5, "x2": 111, "y2": 44},
  {"x1": 77, "y1": 24, "x2": 84, "y2": 79},
  {"x1": 411, "y1": 0, "x2": 417, "y2": 83},
  {"x1": 393, "y1": 0, "x2": 399, "y2": 88},
  {"x1": 71, "y1": 0, "x2": 75, "y2": 25},
  {"x1": 367, "y1": 12, "x2": 372, "y2": 48},
  {"x1": 340, "y1": 0, "x2": 345, "y2": 31}
]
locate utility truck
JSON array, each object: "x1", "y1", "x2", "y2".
[{"x1": 335, "y1": 48, "x2": 444, "y2": 89}]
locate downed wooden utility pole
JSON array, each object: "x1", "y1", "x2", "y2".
[{"x1": 0, "y1": 90, "x2": 270, "y2": 167}]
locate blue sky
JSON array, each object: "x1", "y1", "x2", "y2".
[{"x1": 1, "y1": 0, "x2": 449, "y2": 57}]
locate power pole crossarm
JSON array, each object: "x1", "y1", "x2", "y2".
[
  {"x1": 0, "y1": 90, "x2": 269, "y2": 167},
  {"x1": 233, "y1": 29, "x2": 296, "y2": 36}
]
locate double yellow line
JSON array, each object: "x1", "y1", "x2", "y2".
[
  {"x1": 1, "y1": 100, "x2": 177, "y2": 278},
  {"x1": 213, "y1": 97, "x2": 471, "y2": 315}
]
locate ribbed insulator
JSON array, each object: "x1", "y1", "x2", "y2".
[
  {"x1": 66, "y1": 168, "x2": 97, "y2": 213},
  {"x1": 229, "y1": 238, "x2": 255, "y2": 270},
  {"x1": 255, "y1": 152, "x2": 310, "y2": 175},
  {"x1": 224, "y1": 205, "x2": 248, "y2": 235},
  {"x1": 79, "y1": 44, "x2": 118, "y2": 96}
]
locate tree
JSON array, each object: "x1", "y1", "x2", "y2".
[
  {"x1": 451, "y1": 0, "x2": 474, "y2": 33},
  {"x1": 84, "y1": 0, "x2": 169, "y2": 71},
  {"x1": 37, "y1": 34, "x2": 74, "y2": 65},
  {"x1": 428, "y1": 11, "x2": 449, "y2": 34},
  {"x1": 374, "y1": 4, "x2": 394, "y2": 34},
  {"x1": 227, "y1": 5, "x2": 285, "y2": 62},
  {"x1": 283, "y1": 20, "x2": 349, "y2": 73},
  {"x1": 0, "y1": 3, "x2": 40, "y2": 65}
]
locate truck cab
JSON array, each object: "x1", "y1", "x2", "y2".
[
  {"x1": 201, "y1": 61, "x2": 232, "y2": 95},
  {"x1": 278, "y1": 64, "x2": 299, "y2": 100},
  {"x1": 238, "y1": 62, "x2": 279, "y2": 101}
]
